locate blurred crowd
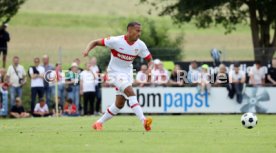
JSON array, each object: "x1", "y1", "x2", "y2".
[
  {"x1": 0, "y1": 55, "x2": 102, "y2": 118},
  {"x1": 0, "y1": 55, "x2": 276, "y2": 118},
  {"x1": 132, "y1": 58, "x2": 276, "y2": 104}
]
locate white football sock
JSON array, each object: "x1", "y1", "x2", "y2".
[
  {"x1": 97, "y1": 103, "x2": 120, "y2": 124},
  {"x1": 129, "y1": 96, "x2": 145, "y2": 124}
]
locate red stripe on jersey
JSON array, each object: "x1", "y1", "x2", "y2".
[
  {"x1": 124, "y1": 35, "x2": 135, "y2": 46},
  {"x1": 101, "y1": 38, "x2": 105, "y2": 46},
  {"x1": 130, "y1": 103, "x2": 139, "y2": 109},
  {"x1": 111, "y1": 49, "x2": 137, "y2": 61},
  {"x1": 107, "y1": 108, "x2": 114, "y2": 116},
  {"x1": 144, "y1": 54, "x2": 152, "y2": 61}
]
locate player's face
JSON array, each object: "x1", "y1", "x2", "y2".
[{"x1": 129, "y1": 25, "x2": 141, "y2": 41}]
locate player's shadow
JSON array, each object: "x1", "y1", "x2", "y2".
[{"x1": 91, "y1": 129, "x2": 165, "y2": 133}]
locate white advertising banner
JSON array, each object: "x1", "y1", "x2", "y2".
[{"x1": 102, "y1": 87, "x2": 276, "y2": 113}]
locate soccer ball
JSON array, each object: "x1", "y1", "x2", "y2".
[{"x1": 241, "y1": 112, "x2": 258, "y2": 129}]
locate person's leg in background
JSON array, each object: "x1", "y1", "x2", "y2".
[
  {"x1": 2, "y1": 51, "x2": 7, "y2": 68},
  {"x1": 67, "y1": 86, "x2": 79, "y2": 112},
  {"x1": 90, "y1": 92, "x2": 96, "y2": 115},
  {"x1": 9, "y1": 86, "x2": 16, "y2": 106},
  {"x1": 37, "y1": 87, "x2": 44, "y2": 100},
  {"x1": 200, "y1": 83, "x2": 206, "y2": 95},
  {"x1": 95, "y1": 85, "x2": 102, "y2": 114},
  {"x1": 73, "y1": 85, "x2": 80, "y2": 113},
  {"x1": 235, "y1": 83, "x2": 243, "y2": 104},
  {"x1": 17, "y1": 87, "x2": 22, "y2": 100},
  {"x1": 0, "y1": 89, "x2": 9, "y2": 116},
  {"x1": 83, "y1": 92, "x2": 89, "y2": 115},
  {"x1": 33, "y1": 114, "x2": 42, "y2": 117},
  {"x1": 50, "y1": 85, "x2": 55, "y2": 105},
  {"x1": 205, "y1": 83, "x2": 211, "y2": 95},
  {"x1": 44, "y1": 86, "x2": 52, "y2": 107},
  {"x1": 31, "y1": 87, "x2": 38, "y2": 113},
  {"x1": 228, "y1": 83, "x2": 235, "y2": 99},
  {"x1": 79, "y1": 92, "x2": 83, "y2": 114},
  {"x1": 67, "y1": 90, "x2": 73, "y2": 103},
  {"x1": 58, "y1": 84, "x2": 65, "y2": 106}
]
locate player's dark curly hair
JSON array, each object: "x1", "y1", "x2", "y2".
[{"x1": 127, "y1": 22, "x2": 141, "y2": 30}]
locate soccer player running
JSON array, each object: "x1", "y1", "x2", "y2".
[{"x1": 82, "y1": 22, "x2": 153, "y2": 131}]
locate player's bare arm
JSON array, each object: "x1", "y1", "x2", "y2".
[{"x1": 82, "y1": 39, "x2": 104, "y2": 57}]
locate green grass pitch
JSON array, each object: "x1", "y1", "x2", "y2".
[{"x1": 0, "y1": 115, "x2": 275, "y2": 153}]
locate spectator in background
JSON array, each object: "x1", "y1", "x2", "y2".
[
  {"x1": 151, "y1": 59, "x2": 161, "y2": 83},
  {"x1": 10, "y1": 97, "x2": 30, "y2": 118},
  {"x1": 215, "y1": 64, "x2": 229, "y2": 86},
  {"x1": 73, "y1": 58, "x2": 83, "y2": 72},
  {"x1": 66, "y1": 62, "x2": 80, "y2": 113},
  {"x1": 267, "y1": 57, "x2": 276, "y2": 85},
  {"x1": 29, "y1": 57, "x2": 45, "y2": 112},
  {"x1": 42, "y1": 55, "x2": 55, "y2": 107},
  {"x1": 6, "y1": 56, "x2": 26, "y2": 106},
  {"x1": 135, "y1": 64, "x2": 149, "y2": 87},
  {"x1": 169, "y1": 64, "x2": 184, "y2": 87},
  {"x1": 55, "y1": 63, "x2": 66, "y2": 106},
  {"x1": 249, "y1": 61, "x2": 265, "y2": 86},
  {"x1": 33, "y1": 99, "x2": 50, "y2": 117},
  {"x1": 151, "y1": 59, "x2": 169, "y2": 86},
  {"x1": 157, "y1": 63, "x2": 169, "y2": 86},
  {"x1": 0, "y1": 24, "x2": 10, "y2": 68},
  {"x1": 188, "y1": 60, "x2": 200, "y2": 86},
  {"x1": 63, "y1": 98, "x2": 79, "y2": 116},
  {"x1": 210, "y1": 48, "x2": 222, "y2": 66},
  {"x1": 198, "y1": 64, "x2": 211, "y2": 95},
  {"x1": 80, "y1": 62, "x2": 96, "y2": 115},
  {"x1": 90, "y1": 57, "x2": 102, "y2": 115},
  {"x1": 228, "y1": 63, "x2": 246, "y2": 103}
]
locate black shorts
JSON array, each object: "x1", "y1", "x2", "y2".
[{"x1": 0, "y1": 49, "x2": 7, "y2": 55}]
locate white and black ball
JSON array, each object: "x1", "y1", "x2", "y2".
[{"x1": 241, "y1": 112, "x2": 258, "y2": 129}]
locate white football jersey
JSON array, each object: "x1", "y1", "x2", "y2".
[{"x1": 102, "y1": 35, "x2": 151, "y2": 74}]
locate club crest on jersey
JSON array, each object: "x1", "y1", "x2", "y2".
[{"x1": 134, "y1": 49, "x2": 139, "y2": 53}]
